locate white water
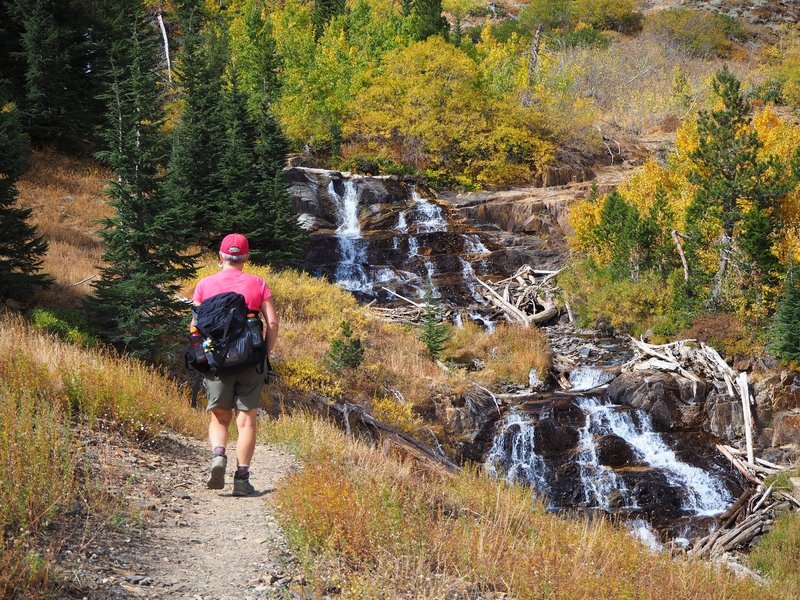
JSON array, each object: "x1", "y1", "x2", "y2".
[
  {"x1": 463, "y1": 234, "x2": 489, "y2": 255},
  {"x1": 484, "y1": 412, "x2": 550, "y2": 496},
  {"x1": 470, "y1": 312, "x2": 496, "y2": 332},
  {"x1": 408, "y1": 236, "x2": 419, "y2": 257},
  {"x1": 459, "y1": 258, "x2": 484, "y2": 302},
  {"x1": 330, "y1": 181, "x2": 371, "y2": 292},
  {"x1": 396, "y1": 211, "x2": 408, "y2": 233},
  {"x1": 569, "y1": 366, "x2": 616, "y2": 391},
  {"x1": 629, "y1": 519, "x2": 663, "y2": 553},
  {"x1": 413, "y1": 190, "x2": 448, "y2": 233},
  {"x1": 577, "y1": 397, "x2": 732, "y2": 515},
  {"x1": 577, "y1": 409, "x2": 635, "y2": 510}
]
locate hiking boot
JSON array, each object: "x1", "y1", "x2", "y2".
[
  {"x1": 207, "y1": 454, "x2": 227, "y2": 489},
  {"x1": 232, "y1": 475, "x2": 256, "y2": 497}
]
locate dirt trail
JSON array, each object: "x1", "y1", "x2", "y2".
[{"x1": 58, "y1": 430, "x2": 301, "y2": 599}]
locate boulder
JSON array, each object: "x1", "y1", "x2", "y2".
[
  {"x1": 772, "y1": 410, "x2": 800, "y2": 447},
  {"x1": 606, "y1": 371, "x2": 704, "y2": 431},
  {"x1": 438, "y1": 386, "x2": 502, "y2": 462},
  {"x1": 596, "y1": 434, "x2": 637, "y2": 467},
  {"x1": 534, "y1": 418, "x2": 580, "y2": 454},
  {"x1": 704, "y1": 392, "x2": 744, "y2": 441}
]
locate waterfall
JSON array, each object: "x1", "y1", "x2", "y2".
[
  {"x1": 463, "y1": 234, "x2": 489, "y2": 255},
  {"x1": 396, "y1": 211, "x2": 408, "y2": 233},
  {"x1": 569, "y1": 367, "x2": 616, "y2": 391},
  {"x1": 408, "y1": 236, "x2": 419, "y2": 257},
  {"x1": 470, "y1": 312, "x2": 496, "y2": 332},
  {"x1": 484, "y1": 412, "x2": 550, "y2": 496},
  {"x1": 413, "y1": 190, "x2": 448, "y2": 233},
  {"x1": 330, "y1": 181, "x2": 371, "y2": 292},
  {"x1": 577, "y1": 397, "x2": 732, "y2": 515},
  {"x1": 459, "y1": 258, "x2": 484, "y2": 302},
  {"x1": 577, "y1": 408, "x2": 635, "y2": 510}
]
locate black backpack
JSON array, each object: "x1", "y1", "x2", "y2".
[{"x1": 186, "y1": 292, "x2": 265, "y2": 375}]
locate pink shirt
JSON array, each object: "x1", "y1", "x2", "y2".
[{"x1": 193, "y1": 269, "x2": 272, "y2": 312}]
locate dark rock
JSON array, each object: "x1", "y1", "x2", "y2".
[
  {"x1": 607, "y1": 371, "x2": 690, "y2": 431},
  {"x1": 534, "y1": 418, "x2": 579, "y2": 454},
  {"x1": 596, "y1": 434, "x2": 636, "y2": 467}
]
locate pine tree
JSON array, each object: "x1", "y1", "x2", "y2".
[
  {"x1": 8, "y1": 0, "x2": 104, "y2": 148},
  {"x1": 769, "y1": 264, "x2": 800, "y2": 363},
  {"x1": 163, "y1": 0, "x2": 227, "y2": 248},
  {"x1": 88, "y1": 0, "x2": 196, "y2": 359},
  {"x1": 419, "y1": 286, "x2": 451, "y2": 359},
  {"x1": 409, "y1": 0, "x2": 448, "y2": 40},
  {"x1": 594, "y1": 190, "x2": 640, "y2": 281},
  {"x1": 685, "y1": 67, "x2": 793, "y2": 308},
  {"x1": 0, "y1": 89, "x2": 50, "y2": 300},
  {"x1": 323, "y1": 320, "x2": 364, "y2": 371},
  {"x1": 212, "y1": 76, "x2": 306, "y2": 266}
]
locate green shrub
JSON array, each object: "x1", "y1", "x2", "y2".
[
  {"x1": 29, "y1": 307, "x2": 97, "y2": 347},
  {"x1": 556, "y1": 25, "x2": 611, "y2": 49},
  {"x1": 644, "y1": 9, "x2": 739, "y2": 58},
  {"x1": 324, "y1": 321, "x2": 365, "y2": 372}
]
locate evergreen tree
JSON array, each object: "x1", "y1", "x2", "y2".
[
  {"x1": 0, "y1": 89, "x2": 49, "y2": 300},
  {"x1": 640, "y1": 186, "x2": 678, "y2": 278},
  {"x1": 88, "y1": 0, "x2": 195, "y2": 359},
  {"x1": 212, "y1": 77, "x2": 306, "y2": 265},
  {"x1": 419, "y1": 286, "x2": 451, "y2": 359},
  {"x1": 409, "y1": 0, "x2": 448, "y2": 40},
  {"x1": 323, "y1": 320, "x2": 364, "y2": 371},
  {"x1": 163, "y1": 0, "x2": 227, "y2": 247},
  {"x1": 685, "y1": 67, "x2": 793, "y2": 308},
  {"x1": 593, "y1": 190, "x2": 640, "y2": 281},
  {"x1": 769, "y1": 264, "x2": 800, "y2": 363},
  {"x1": 8, "y1": 0, "x2": 105, "y2": 148},
  {"x1": 311, "y1": 0, "x2": 345, "y2": 38}
]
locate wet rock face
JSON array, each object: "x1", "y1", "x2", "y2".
[
  {"x1": 705, "y1": 392, "x2": 744, "y2": 441},
  {"x1": 534, "y1": 418, "x2": 580, "y2": 454},
  {"x1": 606, "y1": 371, "x2": 707, "y2": 431}
]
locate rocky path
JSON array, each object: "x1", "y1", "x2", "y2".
[{"x1": 57, "y1": 429, "x2": 302, "y2": 599}]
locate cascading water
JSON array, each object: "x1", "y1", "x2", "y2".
[
  {"x1": 485, "y1": 411, "x2": 550, "y2": 496},
  {"x1": 577, "y1": 408, "x2": 635, "y2": 510},
  {"x1": 464, "y1": 234, "x2": 489, "y2": 255},
  {"x1": 576, "y1": 397, "x2": 732, "y2": 515},
  {"x1": 413, "y1": 190, "x2": 448, "y2": 233},
  {"x1": 485, "y1": 366, "x2": 734, "y2": 535},
  {"x1": 330, "y1": 181, "x2": 371, "y2": 293}
]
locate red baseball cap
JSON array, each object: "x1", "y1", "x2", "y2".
[{"x1": 219, "y1": 233, "x2": 250, "y2": 256}]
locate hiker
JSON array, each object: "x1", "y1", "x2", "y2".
[{"x1": 191, "y1": 233, "x2": 279, "y2": 496}]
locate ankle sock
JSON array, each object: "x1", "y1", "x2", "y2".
[
  {"x1": 212, "y1": 446, "x2": 226, "y2": 457},
  {"x1": 235, "y1": 465, "x2": 250, "y2": 478}
]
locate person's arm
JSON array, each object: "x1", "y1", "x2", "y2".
[{"x1": 260, "y1": 298, "x2": 279, "y2": 354}]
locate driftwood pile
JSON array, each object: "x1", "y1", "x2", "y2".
[
  {"x1": 690, "y1": 444, "x2": 800, "y2": 558},
  {"x1": 625, "y1": 338, "x2": 800, "y2": 559},
  {"x1": 475, "y1": 265, "x2": 561, "y2": 327},
  {"x1": 369, "y1": 265, "x2": 562, "y2": 327}
]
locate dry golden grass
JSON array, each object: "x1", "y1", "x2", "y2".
[
  {"x1": 15, "y1": 149, "x2": 112, "y2": 306},
  {"x1": 0, "y1": 313, "x2": 206, "y2": 596},
  {"x1": 265, "y1": 413, "x2": 776, "y2": 600}
]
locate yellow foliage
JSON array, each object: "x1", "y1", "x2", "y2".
[
  {"x1": 346, "y1": 37, "x2": 555, "y2": 185},
  {"x1": 371, "y1": 396, "x2": 423, "y2": 434},
  {"x1": 278, "y1": 358, "x2": 344, "y2": 399}
]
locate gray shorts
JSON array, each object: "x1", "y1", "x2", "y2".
[{"x1": 203, "y1": 365, "x2": 264, "y2": 412}]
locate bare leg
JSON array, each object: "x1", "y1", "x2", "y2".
[
  {"x1": 235, "y1": 408, "x2": 258, "y2": 466},
  {"x1": 209, "y1": 407, "x2": 233, "y2": 451}
]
